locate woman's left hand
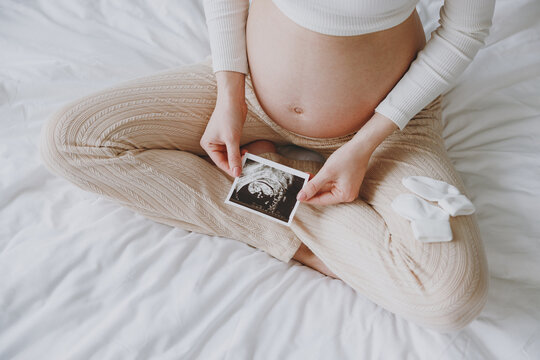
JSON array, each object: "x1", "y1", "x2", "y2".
[
  {"x1": 296, "y1": 111, "x2": 399, "y2": 205},
  {"x1": 296, "y1": 139, "x2": 371, "y2": 205}
]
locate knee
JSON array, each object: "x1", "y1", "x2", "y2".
[
  {"x1": 427, "y1": 274, "x2": 488, "y2": 332},
  {"x1": 39, "y1": 100, "x2": 97, "y2": 179},
  {"x1": 415, "y1": 251, "x2": 489, "y2": 332},
  {"x1": 389, "y1": 229, "x2": 490, "y2": 332}
]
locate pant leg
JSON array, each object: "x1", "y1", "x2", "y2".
[
  {"x1": 39, "y1": 56, "x2": 302, "y2": 263},
  {"x1": 288, "y1": 96, "x2": 489, "y2": 332}
]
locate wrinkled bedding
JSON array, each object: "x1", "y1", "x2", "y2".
[{"x1": 1, "y1": 0, "x2": 539, "y2": 358}]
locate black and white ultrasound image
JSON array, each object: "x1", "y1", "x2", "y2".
[{"x1": 229, "y1": 158, "x2": 305, "y2": 222}]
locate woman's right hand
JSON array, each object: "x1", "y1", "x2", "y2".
[{"x1": 200, "y1": 96, "x2": 247, "y2": 178}]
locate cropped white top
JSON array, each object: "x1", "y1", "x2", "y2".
[{"x1": 202, "y1": 0, "x2": 495, "y2": 130}]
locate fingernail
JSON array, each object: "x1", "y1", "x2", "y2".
[
  {"x1": 297, "y1": 192, "x2": 306, "y2": 201},
  {"x1": 233, "y1": 166, "x2": 241, "y2": 177}
]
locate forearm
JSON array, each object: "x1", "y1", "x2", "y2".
[
  {"x1": 297, "y1": 111, "x2": 398, "y2": 205},
  {"x1": 215, "y1": 71, "x2": 246, "y2": 105},
  {"x1": 348, "y1": 111, "x2": 399, "y2": 155}
]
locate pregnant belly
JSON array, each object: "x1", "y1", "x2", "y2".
[{"x1": 246, "y1": 0, "x2": 427, "y2": 138}]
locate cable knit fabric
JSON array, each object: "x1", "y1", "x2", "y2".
[
  {"x1": 40, "y1": 55, "x2": 488, "y2": 332},
  {"x1": 202, "y1": 0, "x2": 495, "y2": 129}
]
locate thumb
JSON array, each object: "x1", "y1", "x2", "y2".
[
  {"x1": 226, "y1": 142, "x2": 242, "y2": 177},
  {"x1": 297, "y1": 174, "x2": 324, "y2": 201}
]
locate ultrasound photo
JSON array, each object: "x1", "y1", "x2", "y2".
[{"x1": 225, "y1": 153, "x2": 310, "y2": 226}]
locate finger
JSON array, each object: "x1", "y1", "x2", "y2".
[
  {"x1": 208, "y1": 150, "x2": 229, "y2": 173},
  {"x1": 302, "y1": 190, "x2": 341, "y2": 206},
  {"x1": 297, "y1": 175, "x2": 325, "y2": 201},
  {"x1": 204, "y1": 143, "x2": 229, "y2": 172},
  {"x1": 226, "y1": 142, "x2": 242, "y2": 177},
  {"x1": 241, "y1": 148, "x2": 249, "y2": 156}
]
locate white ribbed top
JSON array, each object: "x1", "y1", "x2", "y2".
[
  {"x1": 202, "y1": 0, "x2": 495, "y2": 130},
  {"x1": 272, "y1": 0, "x2": 418, "y2": 36}
]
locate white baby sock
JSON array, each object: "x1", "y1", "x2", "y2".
[
  {"x1": 391, "y1": 194, "x2": 453, "y2": 243},
  {"x1": 402, "y1": 176, "x2": 475, "y2": 216}
]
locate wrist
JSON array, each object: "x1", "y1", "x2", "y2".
[
  {"x1": 215, "y1": 70, "x2": 246, "y2": 103},
  {"x1": 349, "y1": 112, "x2": 398, "y2": 154}
]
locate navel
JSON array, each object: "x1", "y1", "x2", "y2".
[{"x1": 292, "y1": 106, "x2": 304, "y2": 114}]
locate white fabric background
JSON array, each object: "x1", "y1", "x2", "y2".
[{"x1": 1, "y1": 0, "x2": 539, "y2": 359}]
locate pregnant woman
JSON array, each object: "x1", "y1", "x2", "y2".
[{"x1": 40, "y1": 0, "x2": 495, "y2": 332}]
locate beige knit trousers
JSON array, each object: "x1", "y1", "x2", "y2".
[{"x1": 40, "y1": 55, "x2": 489, "y2": 332}]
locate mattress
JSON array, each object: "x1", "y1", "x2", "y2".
[{"x1": 1, "y1": 0, "x2": 539, "y2": 358}]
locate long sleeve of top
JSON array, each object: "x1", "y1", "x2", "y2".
[
  {"x1": 373, "y1": 0, "x2": 495, "y2": 129},
  {"x1": 202, "y1": 0, "x2": 250, "y2": 74}
]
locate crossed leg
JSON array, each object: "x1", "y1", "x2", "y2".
[
  {"x1": 40, "y1": 57, "x2": 488, "y2": 332},
  {"x1": 286, "y1": 97, "x2": 489, "y2": 332},
  {"x1": 39, "y1": 60, "x2": 307, "y2": 263}
]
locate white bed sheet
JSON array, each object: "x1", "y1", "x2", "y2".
[{"x1": 1, "y1": 0, "x2": 539, "y2": 358}]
